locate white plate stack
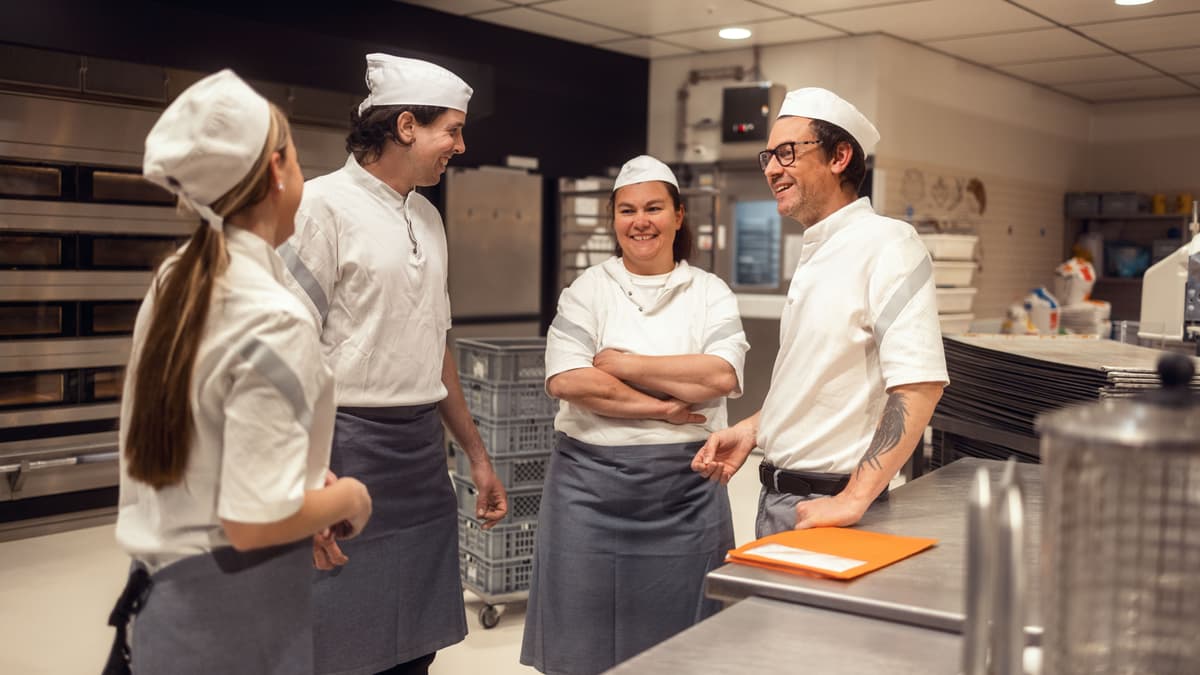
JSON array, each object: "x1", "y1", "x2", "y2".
[{"x1": 921, "y1": 234, "x2": 979, "y2": 334}]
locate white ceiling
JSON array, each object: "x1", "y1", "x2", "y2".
[{"x1": 398, "y1": 0, "x2": 1200, "y2": 103}]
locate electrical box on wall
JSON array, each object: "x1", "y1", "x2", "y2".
[{"x1": 720, "y1": 83, "x2": 785, "y2": 160}]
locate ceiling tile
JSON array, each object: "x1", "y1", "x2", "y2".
[
  {"x1": 1185, "y1": 74, "x2": 1200, "y2": 88},
  {"x1": 927, "y1": 27, "x2": 1108, "y2": 65},
  {"x1": 815, "y1": 0, "x2": 1051, "y2": 41},
  {"x1": 1055, "y1": 76, "x2": 1197, "y2": 102},
  {"x1": 596, "y1": 38, "x2": 696, "y2": 58},
  {"x1": 1008, "y1": 0, "x2": 1200, "y2": 25},
  {"x1": 661, "y1": 17, "x2": 844, "y2": 52},
  {"x1": 999, "y1": 54, "x2": 1157, "y2": 84},
  {"x1": 536, "y1": 0, "x2": 785, "y2": 36},
  {"x1": 1133, "y1": 46, "x2": 1200, "y2": 75},
  {"x1": 1076, "y1": 12, "x2": 1200, "y2": 53},
  {"x1": 398, "y1": 0, "x2": 510, "y2": 14},
  {"x1": 471, "y1": 6, "x2": 631, "y2": 42},
  {"x1": 755, "y1": 0, "x2": 917, "y2": 13}
]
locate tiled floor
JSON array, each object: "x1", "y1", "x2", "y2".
[{"x1": 0, "y1": 456, "x2": 902, "y2": 674}]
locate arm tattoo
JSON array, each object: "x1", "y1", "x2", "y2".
[{"x1": 857, "y1": 392, "x2": 909, "y2": 474}]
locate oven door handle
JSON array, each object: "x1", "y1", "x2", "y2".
[{"x1": 5, "y1": 450, "x2": 118, "y2": 491}]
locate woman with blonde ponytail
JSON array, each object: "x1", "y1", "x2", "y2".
[{"x1": 104, "y1": 70, "x2": 371, "y2": 675}]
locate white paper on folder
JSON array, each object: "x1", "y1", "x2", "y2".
[{"x1": 744, "y1": 543, "x2": 866, "y2": 573}]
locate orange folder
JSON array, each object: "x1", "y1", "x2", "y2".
[{"x1": 726, "y1": 527, "x2": 937, "y2": 580}]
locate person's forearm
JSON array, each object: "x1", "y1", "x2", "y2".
[
  {"x1": 600, "y1": 354, "x2": 738, "y2": 403},
  {"x1": 734, "y1": 409, "x2": 762, "y2": 441},
  {"x1": 840, "y1": 382, "x2": 943, "y2": 505},
  {"x1": 437, "y1": 346, "x2": 489, "y2": 464},
  {"x1": 221, "y1": 480, "x2": 363, "y2": 551},
  {"x1": 548, "y1": 367, "x2": 676, "y2": 420}
]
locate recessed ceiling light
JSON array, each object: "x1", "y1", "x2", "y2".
[
  {"x1": 718, "y1": 27, "x2": 752, "y2": 40},
  {"x1": 1114, "y1": 0, "x2": 1154, "y2": 6}
]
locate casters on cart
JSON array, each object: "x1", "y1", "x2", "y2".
[{"x1": 479, "y1": 604, "x2": 501, "y2": 629}]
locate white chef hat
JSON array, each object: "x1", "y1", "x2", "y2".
[
  {"x1": 777, "y1": 87, "x2": 880, "y2": 156},
  {"x1": 143, "y1": 69, "x2": 270, "y2": 231},
  {"x1": 613, "y1": 155, "x2": 679, "y2": 192},
  {"x1": 357, "y1": 53, "x2": 473, "y2": 115}
]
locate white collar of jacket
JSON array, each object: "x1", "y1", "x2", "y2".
[
  {"x1": 341, "y1": 154, "x2": 410, "y2": 210},
  {"x1": 225, "y1": 225, "x2": 289, "y2": 285},
  {"x1": 802, "y1": 196, "x2": 875, "y2": 248},
  {"x1": 600, "y1": 256, "x2": 695, "y2": 313}
]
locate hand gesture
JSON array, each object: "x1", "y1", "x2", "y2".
[
  {"x1": 690, "y1": 425, "x2": 756, "y2": 484},
  {"x1": 592, "y1": 348, "x2": 628, "y2": 377},
  {"x1": 793, "y1": 493, "x2": 869, "y2": 530},
  {"x1": 660, "y1": 398, "x2": 705, "y2": 425},
  {"x1": 470, "y1": 459, "x2": 508, "y2": 530}
]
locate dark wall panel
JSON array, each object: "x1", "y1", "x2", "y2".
[{"x1": 0, "y1": 0, "x2": 648, "y2": 178}]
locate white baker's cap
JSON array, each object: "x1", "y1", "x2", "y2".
[
  {"x1": 143, "y1": 69, "x2": 270, "y2": 230},
  {"x1": 613, "y1": 155, "x2": 678, "y2": 192},
  {"x1": 357, "y1": 53, "x2": 472, "y2": 115},
  {"x1": 777, "y1": 87, "x2": 880, "y2": 156}
]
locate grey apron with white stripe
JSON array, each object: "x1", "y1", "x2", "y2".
[
  {"x1": 123, "y1": 541, "x2": 313, "y2": 675},
  {"x1": 521, "y1": 433, "x2": 734, "y2": 675},
  {"x1": 312, "y1": 404, "x2": 466, "y2": 675}
]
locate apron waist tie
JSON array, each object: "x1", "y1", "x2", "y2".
[{"x1": 103, "y1": 564, "x2": 153, "y2": 675}]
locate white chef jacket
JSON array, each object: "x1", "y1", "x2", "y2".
[
  {"x1": 116, "y1": 226, "x2": 334, "y2": 573},
  {"x1": 546, "y1": 257, "x2": 749, "y2": 446},
  {"x1": 758, "y1": 197, "x2": 948, "y2": 475},
  {"x1": 279, "y1": 154, "x2": 452, "y2": 407}
]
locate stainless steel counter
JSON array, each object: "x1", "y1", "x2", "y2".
[
  {"x1": 605, "y1": 597, "x2": 963, "y2": 674},
  {"x1": 705, "y1": 458, "x2": 1042, "y2": 642}
]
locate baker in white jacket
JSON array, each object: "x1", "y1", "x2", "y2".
[{"x1": 522, "y1": 155, "x2": 749, "y2": 675}]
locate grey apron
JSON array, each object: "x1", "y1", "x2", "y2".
[
  {"x1": 312, "y1": 404, "x2": 466, "y2": 675},
  {"x1": 108, "y1": 540, "x2": 313, "y2": 675},
  {"x1": 521, "y1": 432, "x2": 734, "y2": 675}
]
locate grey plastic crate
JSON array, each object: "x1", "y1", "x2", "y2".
[
  {"x1": 460, "y1": 551, "x2": 533, "y2": 595},
  {"x1": 452, "y1": 443, "x2": 550, "y2": 488},
  {"x1": 453, "y1": 475, "x2": 542, "y2": 522},
  {"x1": 473, "y1": 417, "x2": 557, "y2": 457},
  {"x1": 457, "y1": 337, "x2": 547, "y2": 383},
  {"x1": 458, "y1": 514, "x2": 538, "y2": 560},
  {"x1": 462, "y1": 377, "x2": 558, "y2": 421}
]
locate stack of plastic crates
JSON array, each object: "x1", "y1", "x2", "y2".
[{"x1": 452, "y1": 337, "x2": 556, "y2": 629}]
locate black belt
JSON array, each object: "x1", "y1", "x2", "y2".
[{"x1": 759, "y1": 462, "x2": 889, "y2": 503}]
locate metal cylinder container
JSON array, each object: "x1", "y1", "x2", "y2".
[{"x1": 1037, "y1": 354, "x2": 1200, "y2": 674}]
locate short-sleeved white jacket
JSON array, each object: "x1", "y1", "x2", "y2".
[
  {"x1": 280, "y1": 155, "x2": 452, "y2": 407},
  {"x1": 758, "y1": 197, "x2": 949, "y2": 474},
  {"x1": 546, "y1": 257, "x2": 749, "y2": 446},
  {"x1": 116, "y1": 227, "x2": 334, "y2": 572}
]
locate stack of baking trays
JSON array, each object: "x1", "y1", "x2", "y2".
[
  {"x1": 451, "y1": 337, "x2": 556, "y2": 628},
  {"x1": 935, "y1": 334, "x2": 1200, "y2": 464}
]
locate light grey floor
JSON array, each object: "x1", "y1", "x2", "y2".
[{"x1": 0, "y1": 457, "x2": 904, "y2": 674}]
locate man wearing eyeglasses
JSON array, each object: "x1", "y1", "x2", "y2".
[{"x1": 692, "y1": 87, "x2": 948, "y2": 536}]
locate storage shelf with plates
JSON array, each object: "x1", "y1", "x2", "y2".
[{"x1": 921, "y1": 233, "x2": 979, "y2": 335}]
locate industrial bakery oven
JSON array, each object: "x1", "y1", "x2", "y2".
[{"x1": 0, "y1": 154, "x2": 189, "y2": 503}]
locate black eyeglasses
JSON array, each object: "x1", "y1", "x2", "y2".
[{"x1": 758, "y1": 140, "x2": 821, "y2": 171}]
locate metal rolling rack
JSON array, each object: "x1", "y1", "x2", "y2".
[
  {"x1": 557, "y1": 178, "x2": 719, "y2": 291},
  {"x1": 452, "y1": 337, "x2": 556, "y2": 628}
]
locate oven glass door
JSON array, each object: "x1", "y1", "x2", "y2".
[
  {"x1": 0, "y1": 232, "x2": 73, "y2": 268},
  {"x1": 82, "y1": 235, "x2": 179, "y2": 270},
  {"x1": 0, "y1": 303, "x2": 72, "y2": 339},
  {"x1": 83, "y1": 301, "x2": 139, "y2": 336},
  {"x1": 0, "y1": 371, "x2": 68, "y2": 409}
]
